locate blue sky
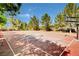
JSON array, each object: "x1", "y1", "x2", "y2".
[{"x1": 15, "y1": 3, "x2": 66, "y2": 24}]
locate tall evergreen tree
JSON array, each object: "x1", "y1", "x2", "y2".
[
  {"x1": 28, "y1": 16, "x2": 39, "y2": 30},
  {"x1": 20, "y1": 22, "x2": 27, "y2": 30},
  {"x1": 54, "y1": 13, "x2": 65, "y2": 29},
  {"x1": 41, "y1": 13, "x2": 51, "y2": 31},
  {"x1": 10, "y1": 18, "x2": 21, "y2": 30}
]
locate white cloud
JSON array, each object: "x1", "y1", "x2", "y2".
[
  {"x1": 25, "y1": 14, "x2": 30, "y2": 17},
  {"x1": 19, "y1": 13, "x2": 31, "y2": 18}
]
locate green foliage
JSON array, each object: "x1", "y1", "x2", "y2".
[
  {"x1": 0, "y1": 15, "x2": 7, "y2": 25},
  {"x1": 64, "y1": 3, "x2": 79, "y2": 22},
  {"x1": 64, "y1": 3, "x2": 78, "y2": 17},
  {"x1": 54, "y1": 3, "x2": 79, "y2": 31},
  {"x1": 10, "y1": 18, "x2": 21, "y2": 30},
  {"x1": 41, "y1": 13, "x2": 51, "y2": 31},
  {"x1": 64, "y1": 3, "x2": 79, "y2": 29},
  {"x1": 28, "y1": 19, "x2": 33, "y2": 30},
  {"x1": 0, "y1": 15, "x2": 7, "y2": 29},
  {"x1": 54, "y1": 13, "x2": 66, "y2": 29},
  {"x1": 0, "y1": 3, "x2": 21, "y2": 29},
  {"x1": 0, "y1": 3, "x2": 21, "y2": 16},
  {"x1": 10, "y1": 18, "x2": 27, "y2": 30},
  {"x1": 28, "y1": 16, "x2": 39, "y2": 30},
  {"x1": 20, "y1": 22, "x2": 27, "y2": 30}
]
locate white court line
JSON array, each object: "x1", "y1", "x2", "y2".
[
  {"x1": 29, "y1": 43, "x2": 52, "y2": 56},
  {"x1": 4, "y1": 33, "x2": 52, "y2": 56},
  {"x1": 15, "y1": 34, "x2": 65, "y2": 56},
  {"x1": 14, "y1": 41, "x2": 52, "y2": 56},
  {"x1": 59, "y1": 38, "x2": 75, "y2": 56},
  {"x1": 3, "y1": 32, "x2": 74, "y2": 56},
  {"x1": 3, "y1": 33, "x2": 16, "y2": 56},
  {"x1": 4, "y1": 38, "x2": 15, "y2": 56}
]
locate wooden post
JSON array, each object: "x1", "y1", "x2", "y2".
[{"x1": 77, "y1": 24, "x2": 78, "y2": 40}]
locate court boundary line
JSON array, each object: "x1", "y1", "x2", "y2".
[
  {"x1": 3, "y1": 31, "x2": 75, "y2": 56},
  {"x1": 3, "y1": 32, "x2": 16, "y2": 56},
  {"x1": 59, "y1": 38, "x2": 75, "y2": 56},
  {"x1": 4, "y1": 32, "x2": 52, "y2": 56}
]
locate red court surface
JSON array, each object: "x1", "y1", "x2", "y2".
[
  {"x1": 0, "y1": 31, "x2": 79, "y2": 56},
  {"x1": 62, "y1": 40, "x2": 79, "y2": 56},
  {"x1": 0, "y1": 31, "x2": 13, "y2": 56},
  {"x1": 0, "y1": 38, "x2": 13, "y2": 56}
]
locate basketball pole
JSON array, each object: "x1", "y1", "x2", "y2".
[{"x1": 76, "y1": 24, "x2": 78, "y2": 40}]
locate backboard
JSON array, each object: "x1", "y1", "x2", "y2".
[{"x1": 65, "y1": 16, "x2": 79, "y2": 22}]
